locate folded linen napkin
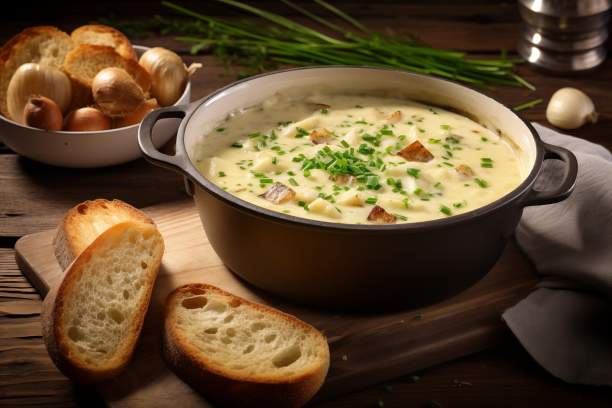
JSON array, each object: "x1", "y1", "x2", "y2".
[{"x1": 503, "y1": 123, "x2": 612, "y2": 386}]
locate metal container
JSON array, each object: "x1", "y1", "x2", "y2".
[
  {"x1": 518, "y1": 0, "x2": 611, "y2": 72},
  {"x1": 138, "y1": 67, "x2": 577, "y2": 311}
]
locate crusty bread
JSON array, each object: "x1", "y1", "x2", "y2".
[
  {"x1": 63, "y1": 44, "x2": 151, "y2": 107},
  {"x1": 163, "y1": 284, "x2": 330, "y2": 408},
  {"x1": 0, "y1": 26, "x2": 73, "y2": 118},
  {"x1": 53, "y1": 199, "x2": 153, "y2": 271},
  {"x1": 42, "y1": 220, "x2": 164, "y2": 383},
  {"x1": 71, "y1": 24, "x2": 137, "y2": 60}
]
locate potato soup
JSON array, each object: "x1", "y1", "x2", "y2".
[{"x1": 194, "y1": 93, "x2": 524, "y2": 224}]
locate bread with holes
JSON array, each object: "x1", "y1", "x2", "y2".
[
  {"x1": 53, "y1": 199, "x2": 153, "y2": 271},
  {"x1": 71, "y1": 24, "x2": 137, "y2": 60},
  {"x1": 163, "y1": 284, "x2": 330, "y2": 408},
  {"x1": 0, "y1": 26, "x2": 73, "y2": 118},
  {"x1": 42, "y1": 220, "x2": 164, "y2": 383},
  {"x1": 62, "y1": 44, "x2": 151, "y2": 107}
]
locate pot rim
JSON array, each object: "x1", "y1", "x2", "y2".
[{"x1": 176, "y1": 66, "x2": 545, "y2": 232}]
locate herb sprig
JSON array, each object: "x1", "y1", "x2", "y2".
[{"x1": 108, "y1": 0, "x2": 533, "y2": 89}]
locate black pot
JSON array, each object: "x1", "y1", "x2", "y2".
[{"x1": 139, "y1": 67, "x2": 577, "y2": 310}]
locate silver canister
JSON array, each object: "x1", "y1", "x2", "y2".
[{"x1": 518, "y1": 0, "x2": 611, "y2": 73}]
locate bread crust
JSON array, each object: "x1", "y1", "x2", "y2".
[
  {"x1": 0, "y1": 26, "x2": 73, "y2": 118},
  {"x1": 71, "y1": 24, "x2": 137, "y2": 60},
  {"x1": 53, "y1": 199, "x2": 153, "y2": 271},
  {"x1": 163, "y1": 284, "x2": 330, "y2": 408},
  {"x1": 42, "y1": 221, "x2": 164, "y2": 384}
]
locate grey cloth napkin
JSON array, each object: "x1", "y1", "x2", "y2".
[{"x1": 503, "y1": 123, "x2": 612, "y2": 386}]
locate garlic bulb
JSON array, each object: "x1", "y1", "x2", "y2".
[
  {"x1": 115, "y1": 98, "x2": 159, "y2": 128},
  {"x1": 7, "y1": 63, "x2": 72, "y2": 124},
  {"x1": 92, "y1": 67, "x2": 145, "y2": 117},
  {"x1": 546, "y1": 87, "x2": 598, "y2": 130},
  {"x1": 23, "y1": 96, "x2": 63, "y2": 131},
  {"x1": 139, "y1": 47, "x2": 201, "y2": 107},
  {"x1": 64, "y1": 107, "x2": 112, "y2": 131}
]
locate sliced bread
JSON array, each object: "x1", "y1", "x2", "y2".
[
  {"x1": 0, "y1": 26, "x2": 73, "y2": 118},
  {"x1": 163, "y1": 284, "x2": 330, "y2": 408},
  {"x1": 53, "y1": 199, "x2": 153, "y2": 270},
  {"x1": 63, "y1": 44, "x2": 151, "y2": 107},
  {"x1": 71, "y1": 24, "x2": 137, "y2": 60},
  {"x1": 42, "y1": 220, "x2": 164, "y2": 383}
]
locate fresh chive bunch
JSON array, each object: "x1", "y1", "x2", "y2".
[{"x1": 114, "y1": 0, "x2": 533, "y2": 90}]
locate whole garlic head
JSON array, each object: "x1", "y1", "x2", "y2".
[
  {"x1": 546, "y1": 87, "x2": 598, "y2": 130},
  {"x1": 7, "y1": 63, "x2": 72, "y2": 124},
  {"x1": 139, "y1": 47, "x2": 201, "y2": 107}
]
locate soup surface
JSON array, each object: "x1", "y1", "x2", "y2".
[{"x1": 194, "y1": 93, "x2": 524, "y2": 224}]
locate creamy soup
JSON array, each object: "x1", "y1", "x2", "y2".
[{"x1": 194, "y1": 93, "x2": 525, "y2": 224}]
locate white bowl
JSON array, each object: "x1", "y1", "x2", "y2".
[{"x1": 0, "y1": 45, "x2": 190, "y2": 168}]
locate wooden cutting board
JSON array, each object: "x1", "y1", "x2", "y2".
[{"x1": 15, "y1": 199, "x2": 537, "y2": 407}]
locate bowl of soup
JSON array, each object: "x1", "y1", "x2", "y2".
[{"x1": 139, "y1": 67, "x2": 577, "y2": 310}]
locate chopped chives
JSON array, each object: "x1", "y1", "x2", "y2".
[
  {"x1": 440, "y1": 124, "x2": 451, "y2": 130},
  {"x1": 475, "y1": 178, "x2": 489, "y2": 188},
  {"x1": 216, "y1": 127, "x2": 225, "y2": 132},
  {"x1": 231, "y1": 142, "x2": 243, "y2": 148},
  {"x1": 218, "y1": 171, "x2": 226, "y2": 177},
  {"x1": 406, "y1": 168, "x2": 420, "y2": 179},
  {"x1": 440, "y1": 205, "x2": 452, "y2": 216},
  {"x1": 365, "y1": 196, "x2": 378, "y2": 205}
]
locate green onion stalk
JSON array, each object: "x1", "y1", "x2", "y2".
[{"x1": 104, "y1": 0, "x2": 534, "y2": 90}]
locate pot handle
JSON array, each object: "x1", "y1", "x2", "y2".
[
  {"x1": 522, "y1": 142, "x2": 578, "y2": 207},
  {"x1": 138, "y1": 105, "x2": 190, "y2": 174}
]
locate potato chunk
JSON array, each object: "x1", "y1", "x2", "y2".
[
  {"x1": 260, "y1": 183, "x2": 295, "y2": 204},
  {"x1": 367, "y1": 205, "x2": 396, "y2": 224},
  {"x1": 397, "y1": 141, "x2": 434, "y2": 162}
]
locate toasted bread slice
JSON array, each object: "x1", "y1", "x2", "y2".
[
  {"x1": 0, "y1": 26, "x2": 73, "y2": 118},
  {"x1": 63, "y1": 44, "x2": 151, "y2": 107},
  {"x1": 53, "y1": 199, "x2": 153, "y2": 271},
  {"x1": 42, "y1": 221, "x2": 164, "y2": 383},
  {"x1": 163, "y1": 284, "x2": 330, "y2": 408},
  {"x1": 71, "y1": 24, "x2": 137, "y2": 60}
]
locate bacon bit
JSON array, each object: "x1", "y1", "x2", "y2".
[
  {"x1": 310, "y1": 128, "x2": 333, "y2": 144},
  {"x1": 330, "y1": 174, "x2": 355, "y2": 185},
  {"x1": 386, "y1": 110, "x2": 402, "y2": 123},
  {"x1": 397, "y1": 141, "x2": 434, "y2": 162},
  {"x1": 259, "y1": 182, "x2": 296, "y2": 204},
  {"x1": 367, "y1": 205, "x2": 397, "y2": 224},
  {"x1": 456, "y1": 164, "x2": 474, "y2": 177}
]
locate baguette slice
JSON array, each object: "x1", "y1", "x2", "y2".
[
  {"x1": 163, "y1": 284, "x2": 330, "y2": 408},
  {"x1": 42, "y1": 220, "x2": 164, "y2": 383},
  {"x1": 0, "y1": 26, "x2": 73, "y2": 118},
  {"x1": 53, "y1": 199, "x2": 153, "y2": 271},
  {"x1": 71, "y1": 24, "x2": 137, "y2": 60},
  {"x1": 63, "y1": 44, "x2": 151, "y2": 107}
]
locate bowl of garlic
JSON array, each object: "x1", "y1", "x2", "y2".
[{"x1": 0, "y1": 25, "x2": 200, "y2": 168}]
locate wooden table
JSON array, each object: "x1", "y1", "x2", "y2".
[{"x1": 1, "y1": 2, "x2": 611, "y2": 407}]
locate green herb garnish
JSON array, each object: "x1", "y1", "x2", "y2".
[
  {"x1": 406, "y1": 168, "x2": 420, "y2": 179},
  {"x1": 230, "y1": 142, "x2": 243, "y2": 148},
  {"x1": 365, "y1": 196, "x2": 377, "y2": 205},
  {"x1": 218, "y1": 171, "x2": 226, "y2": 177},
  {"x1": 475, "y1": 178, "x2": 489, "y2": 188},
  {"x1": 440, "y1": 205, "x2": 452, "y2": 216}
]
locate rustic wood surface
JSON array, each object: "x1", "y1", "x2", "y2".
[
  {"x1": 1, "y1": 1, "x2": 611, "y2": 407},
  {"x1": 15, "y1": 200, "x2": 537, "y2": 406}
]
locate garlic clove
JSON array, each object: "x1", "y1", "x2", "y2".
[
  {"x1": 546, "y1": 87, "x2": 598, "y2": 130},
  {"x1": 64, "y1": 107, "x2": 112, "y2": 131},
  {"x1": 7, "y1": 63, "x2": 72, "y2": 124},
  {"x1": 115, "y1": 98, "x2": 159, "y2": 128},
  {"x1": 92, "y1": 67, "x2": 145, "y2": 117},
  {"x1": 24, "y1": 95, "x2": 63, "y2": 131},
  {"x1": 139, "y1": 47, "x2": 201, "y2": 107}
]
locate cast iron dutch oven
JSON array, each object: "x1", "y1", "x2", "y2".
[{"x1": 139, "y1": 67, "x2": 577, "y2": 310}]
